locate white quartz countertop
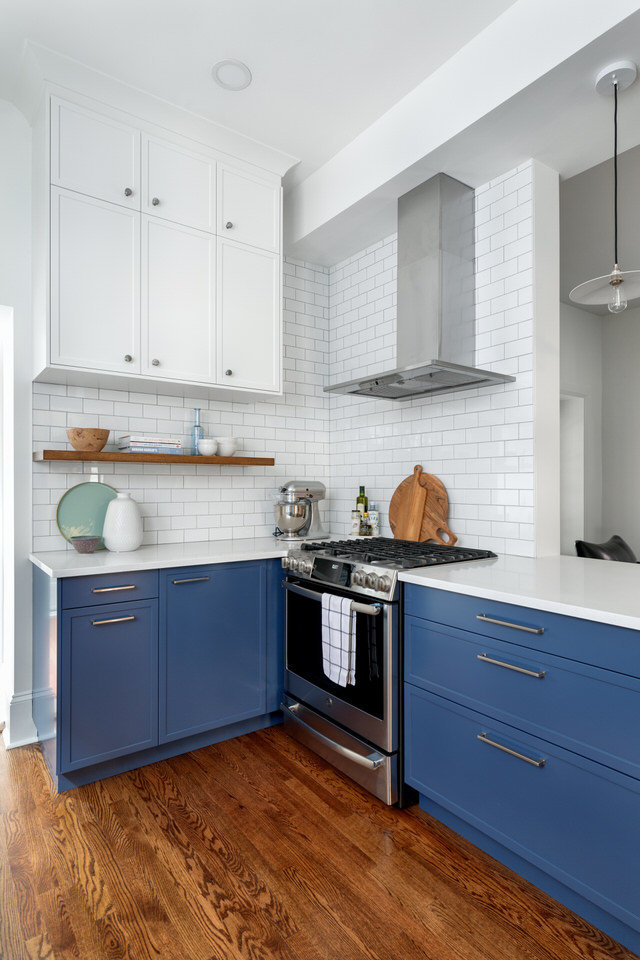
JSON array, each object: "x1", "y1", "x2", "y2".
[
  {"x1": 398, "y1": 554, "x2": 640, "y2": 631},
  {"x1": 29, "y1": 537, "x2": 288, "y2": 578},
  {"x1": 29, "y1": 541, "x2": 640, "y2": 631}
]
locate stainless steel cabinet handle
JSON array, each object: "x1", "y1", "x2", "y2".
[
  {"x1": 91, "y1": 615, "x2": 136, "y2": 626},
  {"x1": 152, "y1": 197, "x2": 160, "y2": 206},
  {"x1": 281, "y1": 702, "x2": 384, "y2": 770},
  {"x1": 124, "y1": 187, "x2": 133, "y2": 197},
  {"x1": 225, "y1": 221, "x2": 233, "y2": 229},
  {"x1": 225, "y1": 369, "x2": 233, "y2": 376},
  {"x1": 477, "y1": 652, "x2": 545, "y2": 679},
  {"x1": 152, "y1": 358, "x2": 160, "y2": 366},
  {"x1": 476, "y1": 614, "x2": 544, "y2": 635},
  {"x1": 477, "y1": 732, "x2": 545, "y2": 767},
  {"x1": 171, "y1": 576, "x2": 210, "y2": 585},
  {"x1": 282, "y1": 579, "x2": 381, "y2": 616},
  {"x1": 124, "y1": 354, "x2": 133, "y2": 363},
  {"x1": 92, "y1": 584, "x2": 136, "y2": 594}
]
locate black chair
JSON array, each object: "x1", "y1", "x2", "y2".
[{"x1": 575, "y1": 534, "x2": 638, "y2": 563}]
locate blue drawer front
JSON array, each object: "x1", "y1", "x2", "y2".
[
  {"x1": 405, "y1": 616, "x2": 640, "y2": 780},
  {"x1": 60, "y1": 599, "x2": 158, "y2": 771},
  {"x1": 404, "y1": 584, "x2": 640, "y2": 678},
  {"x1": 62, "y1": 570, "x2": 159, "y2": 609},
  {"x1": 405, "y1": 685, "x2": 640, "y2": 932}
]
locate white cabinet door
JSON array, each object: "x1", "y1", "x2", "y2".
[
  {"x1": 142, "y1": 217, "x2": 215, "y2": 383},
  {"x1": 50, "y1": 98, "x2": 140, "y2": 209},
  {"x1": 217, "y1": 239, "x2": 280, "y2": 393},
  {"x1": 218, "y1": 163, "x2": 280, "y2": 252},
  {"x1": 51, "y1": 188, "x2": 140, "y2": 372},
  {"x1": 143, "y1": 137, "x2": 216, "y2": 231}
]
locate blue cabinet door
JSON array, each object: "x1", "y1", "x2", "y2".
[
  {"x1": 159, "y1": 562, "x2": 267, "y2": 743},
  {"x1": 266, "y1": 559, "x2": 285, "y2": 713},
  {"x1": 60, "y1": 599, "x2": 158, "y2": 771}
]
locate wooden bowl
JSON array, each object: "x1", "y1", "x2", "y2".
[{"x1": 66, "y1": 428, "x2": 110, "y2": 452}]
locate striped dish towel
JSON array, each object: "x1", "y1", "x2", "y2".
[{"x1": 321, "y1": 594, "x2": 355, "y2": 687}]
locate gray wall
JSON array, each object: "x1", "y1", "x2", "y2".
[
  {"x1": 560, "y1": 143, "x2": 640, "y2": 312},
  {"x1": 602, "y1": 305, "x2": 640, "y2": 552}
]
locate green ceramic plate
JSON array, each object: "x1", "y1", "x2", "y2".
[{"x1": 56, "y1": 481, "x2": 118, "y2": 549}]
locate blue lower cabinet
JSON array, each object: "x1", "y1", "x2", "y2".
[
  {"x1": 159, "y1": 562, "x2": 267, "y2": 742},
  {"x1": 60, "y1": 599, "x2": 158, "y2": 771},
  {"x1": 405, "y1": 683, "x2": 640, "y2": 941}
]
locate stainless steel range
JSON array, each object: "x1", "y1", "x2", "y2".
[{"x1": 281, "y1": 537, "x2": 496, "y2": 805}]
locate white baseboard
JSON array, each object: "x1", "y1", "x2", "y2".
[{"x1": 2, "y1": 689, "x2": 38, "y2": 748}]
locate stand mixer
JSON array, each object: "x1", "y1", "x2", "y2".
[{"x1": 274, "y1": 480, "x2": 328, "y2": 541}]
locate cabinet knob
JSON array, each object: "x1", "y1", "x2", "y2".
[
  {"x1": 124, "y1": 187, "x2": 133, "y2": 197},
  {"x1": 152, "y1": 197, "x2": 160, "y2": 206},
  {"x1": 152, "y1": 358, "x2": 160, "y2": 366},
  {"x1": 225, "y1": 221, "x2": 233, "y2": 229},
  {"x1": 124, "y1": 354, "x2": 133, "y2": 363},
  {"x1": 225, "y1": 369, "x2": 233, "y2": 376}
]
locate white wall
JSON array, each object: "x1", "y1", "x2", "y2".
[
  {"x1": 327, "y1": 163, "x2": 537, "y2": 556},
  {"x1": 559, "y1": 302, "x2": 603, "y2": 549},
  {"x1": 33, "y1": 259, "x2": 331, "y2": 549},
  {"x1": 0, "y1": 100, "x2": 34, "y2": 746},
  {"x1": 602, "y1": 305, "x2": 640, "y2": 552}
]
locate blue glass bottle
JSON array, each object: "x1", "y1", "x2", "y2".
[{"x1": 191, "y1": 408, "x2": 203, "y2": 455}]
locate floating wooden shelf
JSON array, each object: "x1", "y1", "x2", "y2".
[{"x1": 33, "y1": 450, "x2": 275, "y2": 466}]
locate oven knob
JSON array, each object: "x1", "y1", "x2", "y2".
[
  {"x1": 365, "y1": 573, "x2": 380, "y2": 590},
  {"x1": 378, "y1": 576, "x2": 392, "y2": 593},
  {"x1": 299, "y1": 560, "x2": 313, "y2": 575},
  {"x1": 351, "y1": 569, "x2": 365, "y2": 586},
  {"x1": 281, "y1": 557, "x2": 290, "y2": 570},
  {"x1": 289, "y1": 558, "x2": 299, "y2": 573}
]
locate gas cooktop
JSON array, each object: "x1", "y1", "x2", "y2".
[
  {"x1": 300, "y1": 537, "x2": 496, "y2": 569},
  {"x1": 282, "y1": 537, "x2": 497, "y2": 601}
]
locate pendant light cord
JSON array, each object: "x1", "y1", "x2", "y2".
[{"x1": 614, "y1": 79, "x2": 619, "y2": 266}]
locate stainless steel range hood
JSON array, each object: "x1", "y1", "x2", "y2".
[{"x1": 325, "y1": 173, "x2": 515, "y2": 400}]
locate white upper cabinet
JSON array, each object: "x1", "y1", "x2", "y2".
[
  {"x1": 141, "y1": 217, "x2": 215, "y2": 383},
  {"x1": 51, "y1": 187, "x2": 140, "y2": 372},
  {"x1": 218, "y1": 163, "x2": 280, "y2": 252},
  {"x1": 143, "y1": 137, "x2": 216, "y2": 232},
  {"x1": 217, "y1": 239, "x2": 280, "y2": 393},
  {"x1": 50, "y1": 97, "x2": 140, "y2": 209}
]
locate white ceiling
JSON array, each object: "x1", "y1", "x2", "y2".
[{"x1": 0, "y1": 0, "x2": 517, "y2": 186}]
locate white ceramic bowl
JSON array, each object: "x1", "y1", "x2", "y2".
[
  {"x1": 215, "y1": 437, "x2": 239, "y2": 457},
  {"x1": 198, "y1": 438, "x2": 218, "y2": 456}
]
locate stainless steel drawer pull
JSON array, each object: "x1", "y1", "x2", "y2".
[
  {"x1": 171, "y1": 576, "x2": 210, "y2": 585},
  {"x1": 281, "y1": 702, "x2": 384, "y2": 770},
  {"x1": 282, "y1": 580, "x2": 381, "y2": 616},
  {"x1": 477, "y1": 652, "x2": 545, "y2": 678},
  {"x1": 92, "y1": 584, "x2": 136, "y2": 594},
  {"x1": 476, "y1": 614, "x2": 544, "y2": 635},
  {"x1": 477, "y1": 732, "x2": 545, "y2": 767},
  {"x1": 91, "y1": 616, "x2": 136, "y2": 626}
]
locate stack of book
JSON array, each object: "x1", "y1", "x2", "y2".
[{"x1": 117, "y1": 435, "x2": 182, "y2": 455}]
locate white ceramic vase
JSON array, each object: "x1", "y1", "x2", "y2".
[{"x1": 102, "y1": 492, "x2": 143, "y2": 552}]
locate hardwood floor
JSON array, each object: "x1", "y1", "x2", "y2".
[{"x1": 0, "y1": 725, "x2": 635, "y2": 960}]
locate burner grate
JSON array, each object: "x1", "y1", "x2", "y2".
[{"x1": 300, "y1": 537, "x2": 496, "y2": 567}]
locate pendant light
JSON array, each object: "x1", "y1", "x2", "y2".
[{"x1": 570, "y1": 60, "x2": 640, "y2": 314}]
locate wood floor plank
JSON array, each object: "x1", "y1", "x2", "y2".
[{"x1": 0, "y1": 728, "x2": 636, "y2": 960}]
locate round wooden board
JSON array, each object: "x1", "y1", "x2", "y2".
[{"x1": 389, "y1": 470, "x2": 457, "y2": 545}]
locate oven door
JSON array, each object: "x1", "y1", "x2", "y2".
[{"x1": 283, "y1": 577, "x2": 398, "y2": 752}]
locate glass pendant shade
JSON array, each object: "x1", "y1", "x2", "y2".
[
  {"x1": 570, "y1": 269, "x2": 640, "y2": 309},
  {"x1": 569, "y1": 61, "x2": 639, "y2": 314}
]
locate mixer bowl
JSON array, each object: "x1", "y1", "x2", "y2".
[{"x1": 275, "y1": 500, "x2": 309, "y2": 535}]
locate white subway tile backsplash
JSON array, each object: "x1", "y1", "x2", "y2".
[{"x1": 33, "y1": 164, "x2": 535, "y2": 556}]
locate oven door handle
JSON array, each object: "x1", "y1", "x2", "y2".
[
  {"x1": 281, "y1": 701, "x2": 385, "y2": 770},
  {"x1": 282, "y1": 579, "x2": 382, "y2": 616}
]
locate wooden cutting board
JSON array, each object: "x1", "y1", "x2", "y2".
[{"x1": 389, "y1": 465, "x2": 457, "y2": 545}]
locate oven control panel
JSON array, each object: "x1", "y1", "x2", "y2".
[{"x1": 282, "y1": 553, "x2": 397, "y2": 600}]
